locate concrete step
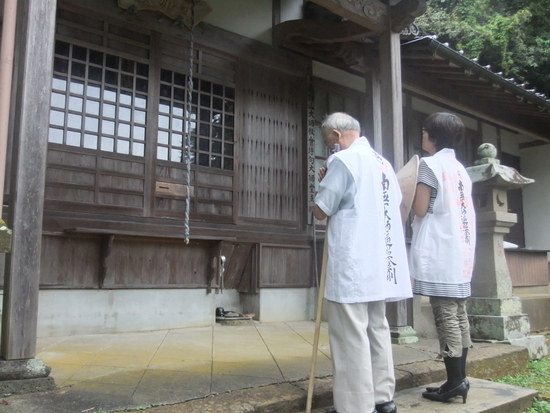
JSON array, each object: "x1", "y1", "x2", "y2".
[{"x1": 307, "y1": 378, "x2": 538, "y2": 413}]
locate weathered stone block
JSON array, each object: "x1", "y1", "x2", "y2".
[
  {"x1": 469, "y1": 314, "x2": 530, "y2": 341},
  {"x1": 0, "y1": 358, "x2": 51, "y2": 381},
  {"x1": 0, "y1": 376, "x2": 55, "y2": 396},
  {"x1": 467, "y1": 297, "x2": 523, "y2": 316}
]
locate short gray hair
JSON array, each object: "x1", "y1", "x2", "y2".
[{"x1": 321, "y1": 112, "x2": 360, "y2": 135}]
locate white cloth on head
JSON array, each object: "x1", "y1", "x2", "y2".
[
  {"x1": 314, "y1": 137, "x2": 412, "y2": 304},
  {"x1": 410, "y1": 148, "x2": 476, "y2": 285}
]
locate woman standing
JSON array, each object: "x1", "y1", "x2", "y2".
[{"x1": 410, "y1": 112, "x2": 476, "y2": 404}]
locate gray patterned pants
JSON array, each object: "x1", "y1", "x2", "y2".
[{"x1": 430, "y1": 296, "x2": 472, "y2": 358}]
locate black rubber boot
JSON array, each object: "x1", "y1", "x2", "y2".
[
  {"x1": 422, "y1": 356, "x2": 468, "y2": 403},
  {"x1": 426, "y1": 347, "x2": 470, "y2": 392},
  {"x1": 461, "y1": 347, "x2": 468, "y2": 381}
]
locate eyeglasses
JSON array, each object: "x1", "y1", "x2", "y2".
[{"x1": 422, "y1": 128, "x2": 427, "y2": 134}]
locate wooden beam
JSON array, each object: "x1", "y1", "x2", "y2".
[
  {"x1": 379, "y1": 30, "x2": 404, "y2": 168},
  {"x1": 273, "y1": 19, "x2": 375, "y2": 45},
  {"x1": 519, "y1": 140, "x2": 549, "y2": 150},
  {"x1": 308, "y1": 0, "x2": 388, "y2": 33},
  {"x1": 1, "y1": 0, "x2": 57, "y2": 360},
  {"x1": 403, "y1": 68, "x2": 550, "y2": 142}
]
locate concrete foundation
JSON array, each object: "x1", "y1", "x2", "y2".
[
  {"x1": 29, "y1": 287, "x2": 316, "y2": 337},
  {"x1": 257, "y1": 287, "x2": 316, "y2": 322}
]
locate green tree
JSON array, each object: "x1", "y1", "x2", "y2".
[{"x1": 416, "y1": 0, "x2": 550, "y2": 97}]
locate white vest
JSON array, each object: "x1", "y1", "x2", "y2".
[
  {"x1": 410, "y1": 149, "x2": 476, "y2": 284},
  {"x1": 324, "y1": 138, "x2": 412, "y2": 303}
]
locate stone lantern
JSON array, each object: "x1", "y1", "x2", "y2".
[{"x1": 466, "y1": 143, "x2": 547, "y2": 359}]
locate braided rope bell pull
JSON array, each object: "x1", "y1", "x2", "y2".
[{"x1": 184, "y1": 1, "x2": 195, "y2": 245}]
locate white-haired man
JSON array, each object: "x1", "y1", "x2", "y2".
[{"x1": 313, "y1": 112, "x2": 412, "y2": 413}]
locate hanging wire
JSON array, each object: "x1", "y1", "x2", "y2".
[{"x1": 184, "y1": 2, "x2": 195, "y2": 245}]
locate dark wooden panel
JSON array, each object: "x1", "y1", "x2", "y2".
[
  {"x1": 57, "y1": 7, "x2": 105, "y2": 31},
  {"x1": 107, "y1": 24, "x2": 150, "y2": 48},
  {"x1": 196, "y1": 202, "x2": 232, "y2": 216},
  {"x1": 100, "y1": 157, "x2": 145, "y2": 175},
  {"x1": 48, "y1": 148, "x2": 97, "y2": 169},
  {"x1": 237, "y1": 63, "x2": 304, "y2": 225},
  {"x1": 506, "y1": 250, "x2": 549, "y2": 287},
  {"x1": 202, "y1": 52, "x2": 236, "y2": 73},
  {"x1": 45, "y1": 185, "x2": 95, "y2": 203},
  {"x1": 154, "y1": 165, "x2": 234, "y2": 219},
  {"x1": 99, "y1": 175, "x2": 144, "y2": 192},
  {"x1": 155, "y1": 197, "x2": 188, "y2": 212},
  {"x1": 196, "y1": 187, "x2": 233, "y2": 202},
  {"x1": 195, "y1": 171, "x2": 233, "y2": 187},
  {"x1": 159, "y1": 35, "x2": 235, "y2": 85},
  {"x1": 156, "y1": 163, "x2": 189, "y2": 180},
  {"x1": 224, "y1": 243, "x2": 253, "y2": 289},
  {"x1": 56, "y1": 24, "x2": 103, "y2": 46},
  {"x1": 238, "y1": 244, "x2": 259, "y2": 293},
  {"x1": 259, "y1": 245, "x2": 312, "y2": 287},
  {"x1": 98, "y1": 191, "x2": 143, "y2": 208},
  {"x1": 57, "y1": 3, "x2": 150, "y2": 58},
  {"x1": 107, "y1": 37, "x2": 149, "y2": 59},
  {"x1": 104, "y1": 238, "x2": 210, "y2": 287},
  {"x1": 46, "y1": 147, "x2": 147, "y2": 210},
  {"x1": 47, "y1": 168, "x2": 96, "y2": 186},
  {"x1": 45, "y1": 199, "x2": 144, "y2": 216},
  {"x1": 201, "y1": 65, "x2": 235, "y2": 85},
  {"x1": 40, "y1": 235, "x2": 100, "y2": 287}
]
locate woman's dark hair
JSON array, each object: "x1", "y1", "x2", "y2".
[{"x1": 423, "y1": 112, "x2": 465, "y2": 151}]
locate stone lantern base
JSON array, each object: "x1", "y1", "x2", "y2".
[{"x1": 468, "y1": 297, "x2": 548, "y2": 359}]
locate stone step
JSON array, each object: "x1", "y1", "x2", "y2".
[{"x1": 306, "y1": 378, "x2": 538, "y2": 413}]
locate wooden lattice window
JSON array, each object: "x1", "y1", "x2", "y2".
[
  {"x1": 49, "y1": 40, "x2": 149, "y2": 157},
  {"x1": 157, "y1": 70, "x2": 235, "y2": 170}
]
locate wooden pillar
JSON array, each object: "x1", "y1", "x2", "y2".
[
  {"x1": 378, "y1": 29, "x2": 416, "y2": 342},
  {"x1": 364, "y1": 69, "x2": 382, "y2": 152},
  {"x1": 379, "y1": 31, "x2": 404, "y2": 169},
  {"x1": 1, "y1": 0, "x2": 57, "y2": 360}
]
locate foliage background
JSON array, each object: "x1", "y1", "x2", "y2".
[{"x1": 415, "y1": 0, "x2": 550, "y2": 97}]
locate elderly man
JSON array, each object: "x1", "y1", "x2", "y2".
[{"x1": 313, "y1": 112, "x2": 412, "y2": 413}]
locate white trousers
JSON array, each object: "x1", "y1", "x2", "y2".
[{"x1": 327, "y1": 300, "x2": 395, "y2": 413}]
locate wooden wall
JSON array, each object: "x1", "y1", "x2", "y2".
[
  {"x1": 238, "y1": 63, "x2": 305, "y2": 227},
  {"x1": 506, "y1": 250, "x2": 549, "y2": 287},
  {"x1": 259, "y1": 244, "x2": 311, "y2": 287},
  {"x1": 31, "y1": 1, "x2": 314, "y2": 290}
]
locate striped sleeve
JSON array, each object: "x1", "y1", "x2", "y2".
[{"x1": 418, "y1": 160, "x2": 438, "y2": 214}]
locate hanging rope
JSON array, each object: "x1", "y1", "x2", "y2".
[{"x1": 184, "y1": 2, "x2": 195, "y2": 245}]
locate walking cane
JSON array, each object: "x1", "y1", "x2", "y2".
[{"x1": 306, "y1": 222, "x2": 328, "y2": 413}]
